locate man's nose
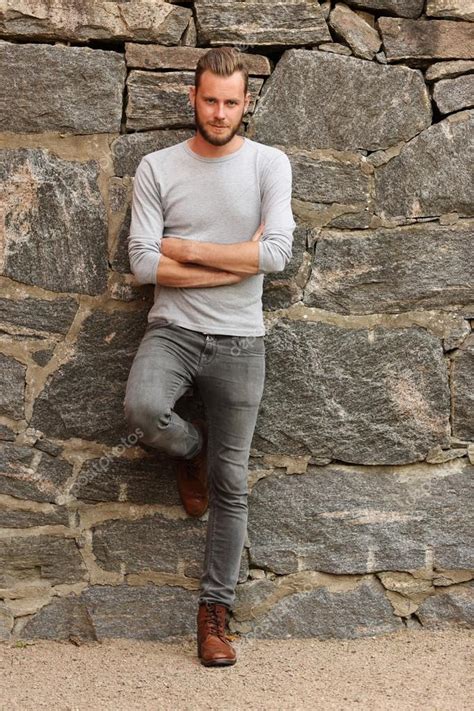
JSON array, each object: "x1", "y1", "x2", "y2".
[{"x1": 215, "y1": 103, "x2": 226, "y2": 118}]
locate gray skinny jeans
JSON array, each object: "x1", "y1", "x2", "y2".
[{"x1": 123, "y1": 319, "x2": 266, "y2": 611}]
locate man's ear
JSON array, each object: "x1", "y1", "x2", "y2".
[{"x1": 189, "y1": 86, "x2": 196, "y2": 107}]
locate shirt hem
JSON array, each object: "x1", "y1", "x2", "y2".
[{"x1": 148, "y1": 316, "x2": 265, "y2": 337}]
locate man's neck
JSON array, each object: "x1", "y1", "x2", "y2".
[{"x1": 187, "y1": 134, "x2": 245, "y2": 159}]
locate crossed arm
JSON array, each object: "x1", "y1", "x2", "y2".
[{"x1": 156, "y1": 223, "x2": 264, "y2": 288}]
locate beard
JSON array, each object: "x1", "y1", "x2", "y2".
[{"x1": 193, "y1": 104, "x2": 245, "y2": 146}]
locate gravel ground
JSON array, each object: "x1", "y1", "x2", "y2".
[{"x1": 0, "y1": 628, "x2": 472, "y2": 710}]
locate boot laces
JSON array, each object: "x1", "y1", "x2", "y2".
[{"x1": 204, "y1": 603, "x2": 226, "y2": 640}]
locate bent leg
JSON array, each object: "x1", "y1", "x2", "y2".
[{"x1": 124, "y1": 325, "x2": 203, "y2": 459}]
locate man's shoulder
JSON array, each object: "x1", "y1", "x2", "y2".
[
  {"x1": 140, "y1": 141, "x2": 186, "y2": 168},
  {"x1": 245, "y1": 138, "x2": 289, "y2": 165}
]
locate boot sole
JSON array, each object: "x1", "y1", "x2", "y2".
[{"x1": 197, "y1": 642, "x2": 236, "y2": 666}]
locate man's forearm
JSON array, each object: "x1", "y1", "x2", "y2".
[
  {"x1": 188, "y1": 240, "x2": 260, "y2": 275},
  {"x1": 156, "y1": 254, "x2": 247, "y2": 287}
]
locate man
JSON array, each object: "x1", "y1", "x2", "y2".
[{"x1": 124, "y1": 46, "x2": 295, "y2": 667}]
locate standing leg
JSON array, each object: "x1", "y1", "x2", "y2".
[{"x1": 195, "y1": 334, "x2": 266, "y2": 611}]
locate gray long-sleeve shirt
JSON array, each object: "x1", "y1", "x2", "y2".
[{"x1": 128, "y1": 136, "x2": 296, "y2": 336}]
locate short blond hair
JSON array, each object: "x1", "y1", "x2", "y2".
[{"x1": 195, "y1": 47, "x2": 249, "y2": 96}]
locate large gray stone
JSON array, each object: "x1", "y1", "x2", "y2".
[
  {"x1": 30, "y1": 309, "x2": 148, "y2": 445},
  {"x1": 109, "y1": 178, "x2": 132, "y2": 274},
  {"x1": 346, "y1": 1, "x2": 424, "y2": 16},
  {"x1": 374, "y1": 111, "x2": 474, "y2": 220},
  {"x1": 112, "y1": 129, "x2": 194, "y2": 177},
  {"x1": 81, "y1": 584, "x2": 196, "y2": 640},
  {"x1": 416, "y1": 582, "x2": 474, "y2": 628},
  {"x1": 433, "y1": 74, "x2": 474, "y2": 114},
  {"x1": 18, "y1": 595, "x2": 97, "y2": 642},
  {"x1": 426, "y1": 0, "x2": 474, "y2": 21},
  {"x1": 378, "y1": 18, "x2": 474, "y2": 63},
  {"x1": 195, "y1": 1, "x2": 331, "y2": 47},
  {"x1": 0, "y1": 603, "x2": 13, "y2": 641},
  {"x1": 425, "y1": 59, "x2": 474, "y2": 82},
  {"x1": 75, "y1": 454, "x2": 178, "y2": 505},
  {"x1": 236, "y1": 577, "x2": 404, "y2": 639},
  {"x1": 0, "y1": 505, "x2": 69, "y2": 528},
  {"x1": 0, "y1": 1, "x2": 191, "y2": 43},
  {"x1": 126, "y1": 70, "x2": 263, "y2": 131},
  {"x1": 329, "y1": 4, "x2": 382, "y2": 60},
  {"x1": 92, "y1": 514, "x2": 206, "y2": 578},
  {"x1": 451, "y1": 334, "x2": 474, "y2": 441},
  {"x1": 0, "y1": 354, "x2": 25, "y2": 420},
  {"x1": 248, "y1": 50, "x2": 431, "y2": 151},
  {"x1": 125, "y1": 43, "x2": 271, "y2": 75},
  {"x1": 0, "y1": 296, "x2": 78, "y2": 335},
  {"x1": 247, "y1": 460, "x2": 473, "y2": 574},
  {"x1": 1, "y1": 148, "x2": 108, "y2": 294},
  {"x1": 0, "y1": 41, "x2": 125, "y2": 133},
  {"x1": 253, "y1": 319, "x2": 450, "y2": 465},
  {"x1": 0, "y1": 535, "x2": 87, "y2": 587},
  {"x1": 303, "y1": 222, "x2": 474, "y2": 314},
  {"x1": 289, "y1": 148, "x2": 370, "y2": 205},
  {"x1": 0, "y1": 442, "x2": 73, "y2": 504}
]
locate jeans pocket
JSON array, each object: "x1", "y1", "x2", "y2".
[{"x1": 229, "y1": 335, "x2": 265, "y2": 357}]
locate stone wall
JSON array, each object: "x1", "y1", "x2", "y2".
[{"x1": 0, "y1": 1, "x2": 473, "y2": 643}]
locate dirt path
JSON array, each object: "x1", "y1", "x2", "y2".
[{"x1": 0, "y1": 628, "x2": 472, "y2": 710}]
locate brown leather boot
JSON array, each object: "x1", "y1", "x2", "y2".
[
  {"x1": 176, "y1": 418, "x2": 209, "y2": 517},
  {"x1": 197, "y1": 602, "x2": 237, "y2": 667}
]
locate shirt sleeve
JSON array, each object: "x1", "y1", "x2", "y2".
[
  {"x1": 128, "y1": 157, "x2": 163, "y2": 285},
  {"x1": 257, "y1": 151, "x2": 296, "y2": 275}
]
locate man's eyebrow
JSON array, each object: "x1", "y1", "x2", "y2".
[{"x1": 201, "y1": 95, "x2": 241, "y2": 101}]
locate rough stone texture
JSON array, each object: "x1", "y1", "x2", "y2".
[
  {"x1": 1, "y1": 148, "x2": 108, "y2": 295},
  {"x1": 30, "y1": 309, "x2": 148, "y2": 445},
  {"x1": 0, "y1": 505, "x2": 69, "y2": 528},
  {"x1": 18, "y1": 585, "x2": 197, "y2": 641},
  {"x1": 0, "y1": 442, "x2": 73, "y2": 504},
  {"x1": 378, "y1": 18, "x2": 474, "y2": 63},
  {"x1": 0, "y1": 1, "x2": 192, "y2": 43},
  {"x1": 451, "y1": 334, "x2": 474, "y2": 441},
  {"x1": 416, "y1": 582, "x2": 474, "y2": 628},
  {"x1": 109, "y1": 178, "x2": 132, "y2": 274},
  {"x1": 112, "y1": 129, "x2": 195, "y2": 177},
  {"x1": 126, "y1": 70, "x2": 263, "y2": 131},
  {"x1": 262, "y1": 226, "x2": 312, "y2": 311},
  {"x1": 248, "y1": 50, "x2": 431, "y2": 151},
  {"x1": 344, "y1": 1, "x2": 424, "y2": 18},
  {"x1": 433, "y1": 74, "x2": 474, "y2": 114},
  {"x1": 0, "y1": 41, "x2": 125, "y2": 133},
  {"x1": 426, "y1": 0, "x2": 474, "y2": 21},
  {"x1": 92, "y1": 515, "x2": 206, "y2": 577},
  {"x1": 81, "y1": 585, "x2": 197, "y2": 640},
  {"x1": 247, "y1": 461, "x2": 473, "y2": 574},
  {"x1": 0, "y1": 354, "x2": 26, "y2": 420},
  {"x1": 0, "y1": 535, "x2": 87, "y2": 587},
  {"x1": 329, "y1": 4, "x2": 382, "y2": 60},
  {"x1": 425, "y1": 59, "x2": 474, "y2": 81},
  {"x1": 195, "y1": 2, "x2": 331, "y2": 47},
  {"x1": 235, "y1": 577, "x2": 404, "y2": 639},
  {"x1": 17, "y1": 595, "x2": 98, "y2": 642},
  {"x1": 289, "y1": 149, "x2": 370, "y2": 206},
  {"x1": 75, "y1": 454, "x2": 179, "y2": 505},
  {"x1": 0, "y1": 603, "x2": 14, "y2": 641},
  {"x1": 253, "y1": 319, "x2": 450, "y2": 465},
  {"x1": 303, "y1": 222, "x2": 474, "y2": 314},
  {"x1": 374, "y1": 111, "x2": 474, "y2": 220},
  {"x1": 125, "y1": 43, "x2": 271, "y2": 75},
  {"x1": 0, "y1": 296, "x2": 78, "y2": 335}
]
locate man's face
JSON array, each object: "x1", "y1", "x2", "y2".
[{"x1": 189, "y1": 70, "x2": 250, "y2": 146}]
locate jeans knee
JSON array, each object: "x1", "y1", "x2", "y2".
[{"x1": 124, "y1": 396, "x2": 170, "y2": 443}]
